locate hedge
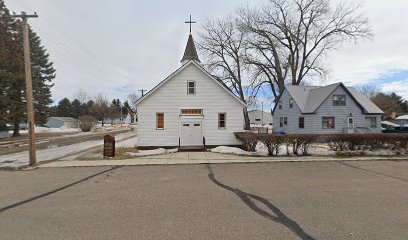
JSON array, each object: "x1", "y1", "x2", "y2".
[{"x1": 234, "y1": 132, "x2": 408, "y2": 156}]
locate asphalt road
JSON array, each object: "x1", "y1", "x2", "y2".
[{"x1": 0, "y1": 160, "x2": 407, "y2": 240}]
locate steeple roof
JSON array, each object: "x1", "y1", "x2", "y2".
[{"x1": 181, "y1": 34, "x2": 201, "y2": 63}]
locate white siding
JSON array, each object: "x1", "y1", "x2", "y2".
[
  {"x1": 137, "y1": 63, "x2": 244, "y2": 147},
  {"x1": 273, "y1": 86, "x2": 382, "y2": 134}
]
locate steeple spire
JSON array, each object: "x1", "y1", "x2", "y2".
[
  {"x1": 181, "y1": 34, "x2": 201, "y2": 63},
  {"x1": 181, "y1": 15, "x2": 200, "y2": 64}
]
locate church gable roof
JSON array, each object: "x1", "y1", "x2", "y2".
[
  {"x1": 181, "y1": 34, "x2": 201, "y2": 63},
  {"x1": 135, "y1": 60, "x2": 245, "y2": 106}
]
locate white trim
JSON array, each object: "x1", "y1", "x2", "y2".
[{"x1": 136, "y1": 60, "x2": 246, "y2": 106}]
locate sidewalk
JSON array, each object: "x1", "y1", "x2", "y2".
[{"x1": 38, "y1": 151, "x2": 408, "y2": 168}]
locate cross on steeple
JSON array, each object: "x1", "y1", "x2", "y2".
[{"x1": 185, "y1": 14, "x2": 196, "y2": 34}]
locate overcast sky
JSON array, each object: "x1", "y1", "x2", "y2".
[{"x1": 5, "y1": 0, "x2": 408, "y2": 107}]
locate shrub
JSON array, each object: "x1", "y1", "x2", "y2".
[
  {"x1": 234, "y1": 132, "x2": 319, "y2": 156},
  {"x1": 234, "y1": 132, "x2": 408, "y2": 156},
  {"x1": 78, "y1": 115, "x2": 98, "y2": 132},
  {"x1": 234, "y1": 132, "x2": 258, "y2": 151},
  {"x1": 323, "y1": 134, "x2": 408, "y2": 152}
]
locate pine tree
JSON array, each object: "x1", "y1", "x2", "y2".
[
  {"x1": 29, "y1": 28, "x2": 55, "y2": 125},
  {"x1": 56, "y1": 98, "x2": 72, "y2": 117},
  {"x1": 0, "y1": 1, "x2": 55, "y2": 135},
  {"x1": 0, "y1": 1, "x2": 24, "y2": 135}
]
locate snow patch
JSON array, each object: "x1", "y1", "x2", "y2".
[
  {"x1": 210, "y1": 142, "x2": 268, "y2": 156},
  {"x1": 126, "y1": 148, "x2": 178, "y2": 157}
]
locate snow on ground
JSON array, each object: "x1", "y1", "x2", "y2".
[
  {"x1": 210, "y1": 142, "x2": 404, "y2": 157},
  {"x1": 0, "y1": 132, "x2": 137, "y2": 168},
  {"x1": 9, "y1": 126, "x2": 81, "y2": 135},
  {"x1": 210, "y1": 142, "x2": 268, "y2": 156},
  {"x1": 126, "y1": 148, "x2": 178, "y2": 157}
]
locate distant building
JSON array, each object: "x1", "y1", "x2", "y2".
[
  {"x1": 44, "y1": 117, "x2": 79, "y2": 128},
  {"x1": 393, "y1": 115, "x2": 408, "y2": 128},
  {"x1": 248, "y1": 110, "x2": 273, "y2": 125}
]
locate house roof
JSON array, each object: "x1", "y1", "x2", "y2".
[
  {"x1": 381, "y1": 121, "x2": 400, "y2": 127},
  {"x1": 181, "y1": 34, "x2": 201, "y2": 63},
  {"x1": 136, "y1": 60, "x2": 246, "y2": 106},
  {"x1": 396, "y1": 114, "x2": 408, "y2": 120},
  {"x1": 248, "y1": 110, "x2": 271, "y2": 114},
  {"x1": 275, "y1": 82, "x2": 383, "y2": 114},
  {"x1": 49, "y1": 117, "x2": 77, "y2": 122}
]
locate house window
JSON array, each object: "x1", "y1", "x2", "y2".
[
  {"x1": 181, "y1": 109, "x2": 203, "y2": 115},
  {"x1": 280, "y1": 117, "x2": 287, "y2": 127},
  {"x1": 365, "y1": 117, "x2": 377, "y2": 128},
  {"x1": 218, "y1": 113, "x2": 226, "y2": 129},
  {"x1": 322, "y1": 117, "x2": 335, "y2": 129},
  {"x1": 187, "y1": 81, "x2": 195, "y2": 95},
  {"x1": 299, "y1": 117, "x2": 304, "y2": 129},
  {"x1": 278, "y1": 101, "x2": 282, "y2": 109},
  {"x1": 333, "y1": 95, "x2": 346, "y2": 106},
  {"x1": 289, "y1": 98, "x2": 294, "y2": 108},
  {"x1": 156, "y1": 113, "x2": 164, "y2": 129},
  {"x1": 255, "y1": 118, "x2": 261, "y2": 121}
]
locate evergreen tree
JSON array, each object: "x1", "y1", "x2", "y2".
[
  {"x1": 56, "y1": 98, "x2": 72, "y2": 117},
  {"x1": 0, "y1": 1, "x2": 55, "y2": 135},
  {"x1": 71, "y1": 99, "x2": 81, "y2": 118}
]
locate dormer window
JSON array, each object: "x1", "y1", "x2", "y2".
[
  {"x1": 187, "y1": 81, "x2": 195, "y2": 95},
  {"x1": 333, "y1": 95, "x2": 346, "y2": 106}
]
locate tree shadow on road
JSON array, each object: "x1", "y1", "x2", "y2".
[
  {"x1": 336, "y1": 161, "x2": 408, "y2": 183},
  {"x1": 0, "y1": 166, "x2": 122, "y2": 214},
  {"x1": 206, "y1": 165, "x2": 316, "y2": 240}
]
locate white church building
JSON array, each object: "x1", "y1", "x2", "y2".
[{"x1": 136, "y1": 33, "x2": 245, "y2": 149}]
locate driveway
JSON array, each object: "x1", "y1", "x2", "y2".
[{"x1": 1, "y1": 160, "x2": 408, "y2": 239}]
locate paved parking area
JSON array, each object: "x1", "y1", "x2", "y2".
[{"x1": 1, "y1": 160, "x2": 408, "y2": 239}]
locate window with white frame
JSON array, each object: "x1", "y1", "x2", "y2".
[
  {"x1": 187, "y1": 81, "x2": 195, "y2": 95},
  {"x1": 333, "y1": 95, "x2": 346, "y2": 106},
  {"x1": 289, "y1": 98, "x2": 294, "y2": 108},
  {"x1": 218, "y1": 113, "x2": 226, "y2": 129},
  {"x1": 278, "y1": 101, "x2": 282, "y2": 109},
  {"x1": 365, "y1": 117, "x2": 377, "y2": 128},
  {"x1": 322, "y1": 117, "x2": 335, "y2": 129}
]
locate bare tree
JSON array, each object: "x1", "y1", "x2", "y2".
[
  {"x1": 358, "y1": 84, "x2": 379, "y2": 99},
  {"x1": 94, "y1": 93, "x2": 109, "y2": 126},
  {"x1": 198, "y1": 16, "x2": 251, "y2": 130},
  {"x1": 127, "y1": 92, "x2": 140, "y2": 111},
  {"x1": 75, "y1": 89, "x2": 89, "y2": 103},
  {"x1": 238, "y1": 0, "x2": 372, "y2": 98}
]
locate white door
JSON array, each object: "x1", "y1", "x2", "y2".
[
  {"x1": 347, "y1": 117, "x2": 354, "y2": 128},
  {"x1": 181, "y1": 123, "x2": 203, "y2": 146}
]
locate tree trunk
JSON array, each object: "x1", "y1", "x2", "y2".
[
  {"x1": 243, "y1": 107, "x2": 250, "y2": 130},
  {"x1": 12, "y1": 115, "x2": 20, "y2": 137}
]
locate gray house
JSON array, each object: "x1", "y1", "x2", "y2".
[
  {"x1": 44, "y1": 117, "x2": 79, "y2": 128},
  {"x1": 248, "y1": 110, "x2": 273, "y2": 125},
  {"x1": 272, "y1": 82, "x2": 383, "y2": 134}
]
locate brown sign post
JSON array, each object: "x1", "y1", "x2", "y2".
[{"x1": 103, "y1": 135, "x2": 115, "y2": 158}]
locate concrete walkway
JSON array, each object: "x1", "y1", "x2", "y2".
[{"x1": 38, "y1": 152, "x2": 408, "y2": 168}]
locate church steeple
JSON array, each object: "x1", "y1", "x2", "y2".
[{"x1": 181, "y1": 34, "x2": 201, "y2": 64}]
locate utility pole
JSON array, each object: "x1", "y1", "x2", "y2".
[
  {"x1": 139, "y1": 89, "x2": 147, "y2": 97},
  {"x1": 261, "y1": 102, "x2": 264, "y2": 125},
  {"x1": 7, "y1": 12, "x2": 38, "y2": 166}
]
